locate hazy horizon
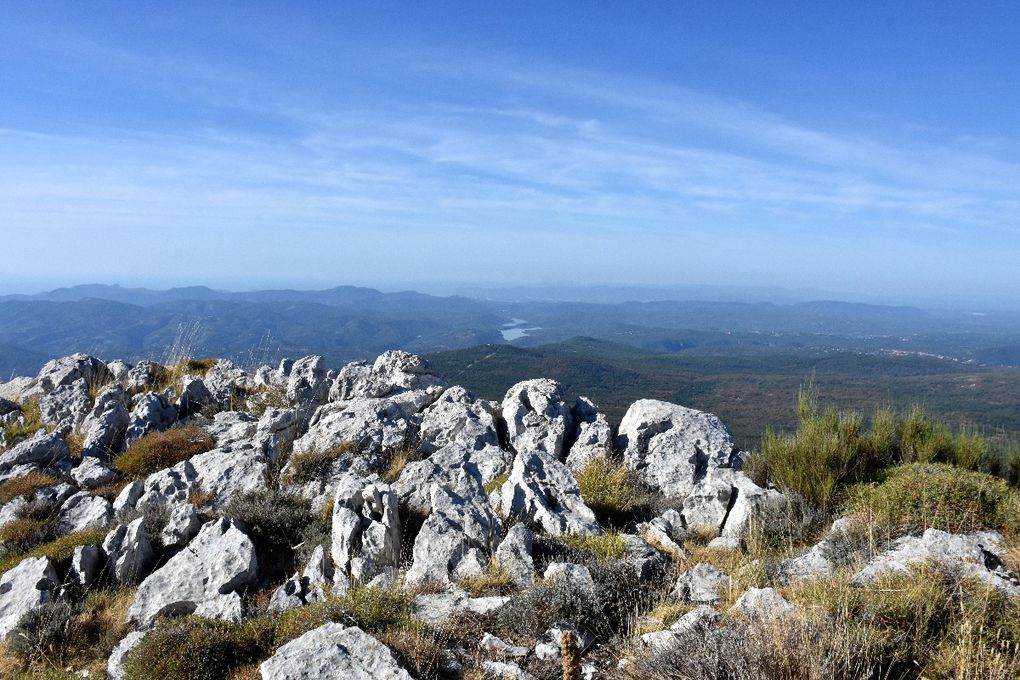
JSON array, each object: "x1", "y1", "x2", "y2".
[{"x1": 2, "y1": 3, "x2": 1019, "y2": 306}]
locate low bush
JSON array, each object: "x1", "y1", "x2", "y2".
[
  {"x1": 0, "y1": 517, "x2": 54, "y2": 553},
  {"x1": 273, "y1": 585, "x2": 418, "y2": 644},
  {"x1": 224, "y1": 488, "x2": 313, "y2": 578},
  {"x1": 0, "y1": 472, "x2": 60, "y2": 506},
  {"x1": 283, "y1": 441, "x2": 356, "y2": 484},
  {"x1": 558, "y1": 531, "x2": 626, "y2": 561},
  {"x1": 0, "y1": 529, "x2": 108, "y2": 575},
  {"x1": 112, "y1": 426, "x2": 214, "y2": 478},
  {"x1": 845, "y1": 463, "x2": 1020, "y2": 534},
  {"x1": 2, "y1": 401, "x2": 46, "y2": 444},
  {"x1": 457, "y1": 563, "x2": 513, "y2": 596},
  {"x1": 629, "y1": 563, "x2": 1020, "y2": 680},
  {"x1": 576, "y1": 453, "x2": 642, "y2": 524},
  {"x1": 381, "y1": 444, "x2": 423, "y2": 484},
  {"x1": 123, "y1": 616, "x2": 274, "y2": 680}
]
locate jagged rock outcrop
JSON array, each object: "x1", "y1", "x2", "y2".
[
  {"x1": 103, "y1": 517, "x2": 155, "y2": 585},
  {"x1": 124, "y1": 392, "x2": 178, "y2": 447},
  {"x1": 673, "y1": 563, "x2": 731, "y2": 604},
  {"x1": 565, "y1": 396, "x2": 613, "y2": 470},
  {"x1": 617, "y1": 399, "x2": 740, "y2": 498},
  {"x1": 498, "y1": 451, "x2": 600, "y2": 536},
  {"x1": 331, "y1": 473, "x2": 402, "y2": 588},
  {"x1": 0, "y1": 557, "x2": 59, "y2": 639},
  {"x1": 851, "y1": 529, "x2": 1020, "y2": 596},
  {"x1": 0, "y1": 431, "x2": 70, "y2": 474},
  {"x1": 127, "y1": 518, "x2": 258, "y2": 627},
  {"x1": 502, "y1": 379, "x2": 574, "y2": 459}
]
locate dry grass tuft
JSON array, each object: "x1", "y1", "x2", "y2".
[{"x1": 112, "y1": 426, "x2": 214, "y2": 479}]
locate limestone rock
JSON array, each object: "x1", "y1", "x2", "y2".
[
  {"x1": 70, "y1": 456, "x2": 119, "y2": 489},
  {"x1": 730, "y1": 587, "x2": 794, "y2": 619},
  {"x1": 175, "y1": 375, "x2": 214, "y2": 417},
  {"x1": 618, "y1": 399, "x2": 739, "y2": 498},
  {"x1": 107, "y1": 630, "x2": 146, "y2": 680},
  {"x1": 57, "y1": 491, "x2": 113, "y2": 533},
  {"x1": 69, "y1": 544, "x2": 103, "y2": 588},
  {"x1": 413, "y1": 589, "x2": 508, "y2": 626},
  {"x1": 39, "y1": 378, "x2": 92, "y2": 431},
  {"x1": 494, "y1": 523, "x2": 535, "y2": 588},
  {"x1": 850, "y1": 529, "x2": 1020, "y2": 596},
  {"x1": 392, "y1": 442, "x2": 511, "y2": 514},
  {"x1": 286, "y1": 355, "x2": 330, "y2": 406},
  {"x1": 331, "y1": 473, "x2": 402, "y2": 585},
  {"x1": 418, "y1": 386, "x2": 501, "y2": 453},
  {"x1": 124, "y1": 392, "x2": 178, "y2": 447},
  {"x1": 0, "y1": 431, "x2": 70, "y2": 473},
  {"x1": 501, "y1": 379, "x2": 574, "y2": 459},
  {"x1": 407, "y1": 478, "x2": 501, "y2": 586},
  {"x1": 125, "y1": 361, "x2": 163, "y2": 392},
  {"x1": 0, "y1": 557, "x2": 59, "y2": 639},
  {"x1": 673, "y1": 563, "x2": 731, "y2": 604},
  {"x1": 330, "y1": 350, "x2": 446, "y2": 403},
  {"x1": 565, "y1": 397, "x2": 613, "y2": 470},
  {"x1": 34, "y1": 353, "x2": 109, "y2": 397},
  {"x1": 259, "y1": 622, "x2": 413, "y2": 679},
  {"x1": 499, "y1": 452, "x2": 600, "y2": 536},
  {"x1": 127, "y1": 518, "x2": 258, "y2": 627},
  {"x1": 79, "y1": 385, "x2": 130, "y2": 459},
  {"x1": 188, "y1": 442, "x2": 269, "y2": 508},
  {"x1": 103, "y1": 517, "x2": 155, "y2": 585},
  {"x1": 295, "y1": 397, "x2": 418, "y2": 456},
  {"x1": 159, "y1": 502, "x2": 202, "y2": 548},
  {"x1": 206, "y1": 411, "x2": 258, "y2": 448}
]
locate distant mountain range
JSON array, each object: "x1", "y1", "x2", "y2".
[{"x1": 1, "y1": 284, "x2": 1019, "y2": 377}]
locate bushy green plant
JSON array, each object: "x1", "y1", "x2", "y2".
[
  {"x1": 0, "y1": 529, "x2": 108, "y2": 575},
  {"x1": 558, "y1": 531, "x2": 626, "y2": 561},
  {"x1": 123, "y1": 616, "x2": 274, "y2": 680},
  {"x1": 113, "y1": 426, "x2": 214, "y2": 478},
  {"x1": 224, "y1": 488, "x2": 313, "y2": 578},
  {"x1": 845, "y1": 463, "x2": 1020, "y2": 534}
]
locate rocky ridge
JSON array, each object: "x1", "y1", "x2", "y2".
[{"x1": 0, "y1": 351, "x2": 1016, "y2": 679}]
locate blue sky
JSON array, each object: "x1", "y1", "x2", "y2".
[{"x1": 1, "y1": 1, "x2": 1018, "y2": 305}]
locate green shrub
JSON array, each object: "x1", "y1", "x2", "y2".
[
  {"x1": 5, "y1": 602, "x2": 75, "y2": 665},
  {"x1": 113, "y1": 426, "x2": 214, "y2": 478},
  {"x1": 899, "y1": 406, "x2": 954, "y2": 464},
  {"x1": 224, "y1": 488, "x2": 313, "y2": 578},
  {"x1": 0, "y1": 529, "x2": 108, "y2": 575},
  {"x1": 0, "y1": 472, "x2": 60, "y2": 506},
  {"x1": 576, "y1": 453, "x2": 641, "y2": 523},
  {"x1": 845, "y1": 463, "x2": 1020, "y2": 534},
  {"x1": 273, "y1": 585, "x2": 417, "y2": 645},
  {"x1": 0, "y1": 517, "x2": 54, "y2": 553},
  {"x1": 283, "y1": 441, "x2": 356, "y2": 484},
  {"x1": 123, "y1": 616, "x2": 274, "y2": 680},
  {"x1": 2, "y1": 400, "x2": 47, "y2": 444}
]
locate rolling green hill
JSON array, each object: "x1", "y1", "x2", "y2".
[{"x1": 427, "y1": 338, "x2": 1020, "y2": 449}]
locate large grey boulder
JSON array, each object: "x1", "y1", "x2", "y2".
[
  {"x1": 127, "y1": 518, "x2": 258, "y2": 627},
  {"x1": 287, "y1": 355, "x2": 330, "y2": 406},
  {"x1": 203, "y1": 360, "x2": 252, "y2": 409},
  {"x1": 730, "y1": 587, "x2": 795, "y2": 619},
  {"x1": 331, "y1": 473, "x2": 402, "y2": 586},
  {"x1": 406, "y1": 478, "x2": 501, "y2": 586},
  {"x1": 392, "y1": 442, "x2": 512, "y2": 514},
  {"x1": 188, "y1": 442, "x2": 269, "y2": 508},
  {"x1": 33, "y1": 354, "x2": 109, "y2": 398},
  {"x1": 565, "y1": 397, "x2": 613, "y2": 470},
  {"x1": 294, "y1": 397, "x2": 418, "y2": 456},
  {"x1": 494, "y1": 523, "x2": 535, "y2": 588},
  {"x1": 79, "y1": 385, "x2": 130, "y2": 459},
  {"x1": 39, "y1": 378, "x2": 92, "y2": 432},
  {"x1": 641, "y1": 605, "x2": 719, "y2": 650},
  {"x1": 259, "y1": 622, "x2": 412, "y2": 679},
  {"x1": 418, "y1": 386, "x2": 500, "y2": 453},
  {"x1": 850, "y1": 529, "x2": 1020, "y2": 596},
  {"x1": 498, "y1": 452, "x2": 600, "y2": 536},
  {"x1": 681, "y1": 468, "x2": 783, "y2": 549},
  {"x1": 618, "y1": 399, "x2": 739, "y2": 498},
  {"x1": 0, "y1": 557, "x2": 59, "y2": 639},
  {"x1": 205, "y1": 410, "x2": 258, "y2": 447},
  {"x1": 175, "y1": 375, "x2": 214, "y2": 416},
  {"x1": 0, "y1": 431, "x2": 70, "y2": 474},
  {"x1": 330, "y1": 351, "x2": 446, "y2": 403},
  {"x1": 252, "y1": 408, "x2": 303, "y2": 463},
  {"x1": 103, "y1": 517, "x2": 155, "y2": 585},
  {"x1": 125, "y1": 361, "x2": 164, "y2": 393},
  {"x1": 413, "y1": 589, "x2": 508, "y2": 626},
  {"x1": 501, "y1": 379, "x2": 574, "y2": 459},
  {"x1": 123, "y1": 392, "x2": 178, "y2": 447},
  {"x1": 70, "y1": 456, "x2": 119, "y2": 489},
  {"x1": 107, "y1": 630, "x2": 146, "y2": 680},
  {"x1": 57, "y1": 491, "x2": 113, "y2": 533},
  {"x1": 159, "y1": 502, "x2": 202, "y2": 548},
  {"x1": 69, "y1": 544, "x2": 103, "y2": 588},
  {"x1": 673, "y1": 563, "x2": 732, "y2": 604}
]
